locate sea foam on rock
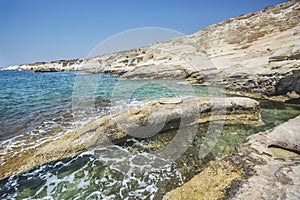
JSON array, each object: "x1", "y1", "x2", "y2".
[{"x1": 0, "y1": 97, "x2": 261, "y2": 180}]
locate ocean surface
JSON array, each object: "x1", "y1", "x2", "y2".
[
  {"x1": 0, "y1": 70, "x2": 300, "y2": 199},
  {"x1": 0, "y1": 70, "x2": 210, "y2": 140}
]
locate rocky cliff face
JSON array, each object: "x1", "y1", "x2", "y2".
[{"x1": 2, "y1": 0, "x2": 300, "y2": 101}]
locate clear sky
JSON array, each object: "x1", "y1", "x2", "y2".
[{"x1": 0, "y1": 0, "x2": 287, "y2": 67}]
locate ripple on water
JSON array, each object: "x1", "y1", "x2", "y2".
[
  {"x1": 3, "y1": 112, "x2": 300, "y2": 200},
  {"x1": 1, "y1": 71, "x2": 300, "y2": 199}
]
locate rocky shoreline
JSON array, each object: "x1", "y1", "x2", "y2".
[
  {"x1": 1, "y1": 0, "x2": 299, "y2": 102},
  {"x1": 163, "y1": 115, "x2": 300, "y2": 200},
  {"x1": 0, "y1": 97, "x2": 261, "y2": 180},
  {"x1": 0, "y1": 0, "x2": 299, "y2": 198}
]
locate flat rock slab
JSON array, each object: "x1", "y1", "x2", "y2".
[
  {"x1": 0, "y1": 97, "x2": 261, "y2": 180},
  {"x1": 159, "y1": 97, "x2": 183, "y2": 104},
  {"x1": 163, "y1": 115, "x2": 300, "y2": 200}
]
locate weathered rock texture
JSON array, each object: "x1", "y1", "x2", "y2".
[
  {"x1": 163, "y1": 115, "x2": 300, "y2": 200},
  {"x1": 2, "y1": 59, "x2": 84, "y2": 72},
  {"x1": 0, "y1": 97, "x2": 260, "y2": 180},
  {"x1": 2, "y1": 1, "x2": 299, "y2": 101}
]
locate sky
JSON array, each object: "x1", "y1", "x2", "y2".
[{"x1": 0, "y1": 0, "x2": 287, "y2": 67}]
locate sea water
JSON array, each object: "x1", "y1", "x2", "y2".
[{"x1": 0, "y1": 70, "x2": 299, "y2": 199}]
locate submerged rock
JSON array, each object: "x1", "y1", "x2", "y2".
[
  {"x1": 163, "y1": 115, "x2": 300, "y2": 200},
  {"x1": 0, "y1": 97, "x2": 261, "y2": 180}
]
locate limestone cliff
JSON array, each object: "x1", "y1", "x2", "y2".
[{"x1": 2, "y1": 0, "x2": 300, "y2": 100}]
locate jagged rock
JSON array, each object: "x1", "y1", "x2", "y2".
[
  {"x1": 275, "y1": 69, "x2": 300, "y2": 95},
  {"x1": 163, "y1": 115, "x2": 300, "y2": 200},
  {"x1": 0, "y1": 97, "x2": 261, "y2": 180},
  {"x1": 220, "y1": 64, "x2": 300, "y2": 101}
]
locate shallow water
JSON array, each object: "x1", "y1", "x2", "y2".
[
  {"x1": 0, "y1": 71, "x2": 211, "y2": 140},
  {"x1": 0, "y1": 71, "x2": 299, "y2": 199}
]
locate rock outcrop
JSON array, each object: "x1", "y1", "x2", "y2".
[
  {"x1": 163, "y1": 115, "x2": 300, "y2": 200},
  {"x1": 2, "y1": 59, "x2": 84, "y2": 72},
  {"x1": 1, "y1": 0, "x2": 299, "y2": 100},
  {"x1": 0, "y1": 97, "x2": 261, "y2": 180}
]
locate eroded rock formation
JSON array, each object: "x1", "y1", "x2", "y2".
[
  {"x1": 163, "y1": 115, "x2": 300, "y2": 200},
  {"x1": 1, "y1": 0, "x2": 299, "y2": 101},
  {"x1": 0, "y1": 97, "x2": 261, "y2": 180}
]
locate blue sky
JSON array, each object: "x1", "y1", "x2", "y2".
[{"x1": 0, "y1": 0, "x2": 287, "y2": 67}]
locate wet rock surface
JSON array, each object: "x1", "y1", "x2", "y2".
[
  {"x1": 163, "y1": 115, "x2": 300, "y2": 200},
  {"x1": 0, "y1": 97, "x2": 261, "y2": 180}
]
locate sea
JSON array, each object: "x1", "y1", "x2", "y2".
[{"x1": 0, "y1": 70, "x2": 299, "y2": 199}]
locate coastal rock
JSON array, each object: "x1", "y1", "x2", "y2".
[
  {"x1": 289, "y1": 49, "x2": 300, "y2": 60},
  {"x1": 0, "y1": 97, "x2": 261, "y2": 180},
  {"x1": 221, "y1": 65, "x2": 300, "y2": 100},
  {"x1": 275, "y1": 69, "x2": 300, "y2": 95},
  {"x1": 1, "y1": 0, "x2": 299, "y2": 101},
  {"x1": 2, "y1": 59, "x2": 84, "y2": 72},
  {"x1": 34, "y1": 67, "x2": 58, "y2": 72},
  {"x1": 159, "y1": 97, "x2": 183, "y2": 104},
  {"x1": 163, "y1": 115, "x2": 300, "y2": 200},
  {"x1": 268, "y1": 55, "x2": 289, "y2": 63},
  {"x1": 120, "y1": 64, "x2": 187, "y2": 80}
]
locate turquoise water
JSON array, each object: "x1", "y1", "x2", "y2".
[
  {"x1": 0, "y1": 70, "x2": 299, "y2": 199},
  {"x1": 0, "y1": 71, "x2": 75, "y2": 139},
  {"x1": 0, "y1": 71, "x2": 211, "y2": 140}
]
